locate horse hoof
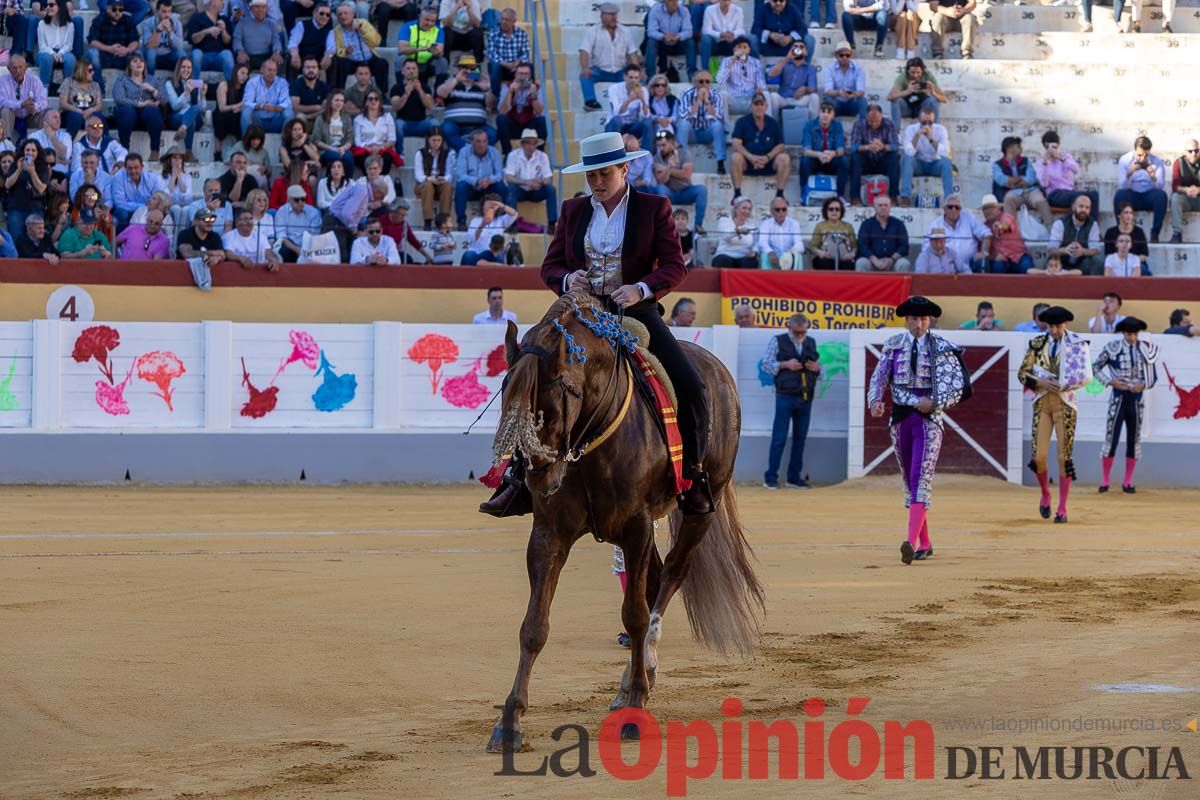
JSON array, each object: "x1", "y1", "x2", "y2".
[
  {"x1": 621, "y1": 722, "x2": 641, "y2": 741},
  {"x1": 485, "y1": 722, "x2": 523, "y2": 753}
]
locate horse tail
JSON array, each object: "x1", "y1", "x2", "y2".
[{"x1": 672, "y1": 485, "x2": 765, "y2": 657}]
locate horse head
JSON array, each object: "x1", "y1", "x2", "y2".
[{"x1": 494, "y1": 291, "x2": 625, "y2": 497}]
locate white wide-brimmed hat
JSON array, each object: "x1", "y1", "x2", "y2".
[{"x1": 562, "y1": 132, "x2": 648, "y2": 174}]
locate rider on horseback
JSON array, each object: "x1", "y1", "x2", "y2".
[{"x1": 480, "y1": 131, "x2": 715, "y2": 518}]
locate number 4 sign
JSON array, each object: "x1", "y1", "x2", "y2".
[{"x1": 45, "y1": 286, "x2": 96, "y2": 323}]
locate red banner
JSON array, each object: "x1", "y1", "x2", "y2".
[{"x1": 720, "y1": 272, "x2": 913, "y2": 329}]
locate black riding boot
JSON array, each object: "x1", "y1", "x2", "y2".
[
  {"x1": 679, "y1": 465, "x2": 715, "y2": 516},
  {"x1": 479, "y1": 460, "x2": 533, "y2": 517}
]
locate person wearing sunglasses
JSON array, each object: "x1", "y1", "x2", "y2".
[
  {"x1": 1169, "y1": 139, "x2": 1200, "y2": 244},
  {"x1": 756, "y1": 197, "x2": 804, "y2": 269},
  {"x1": 767, "y1": 40, "x2": 819, "y2": 125},
  {"x1": 115, "y1": 207, "x2": 171, "y2": 259},
  {"x1": 675, "y1": 70, "x2": 727, "y2": 175},
  {"x1": 820, "y1": 41, "x2": 866, "y2": 120},
  {"x1": 808, "y1": 196, "x2": 856, "y2": 270},
  {"x1": 286, "y1": 1, "x2": 334, "y2": 73}
]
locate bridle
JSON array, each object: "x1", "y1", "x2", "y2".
[{"x1": 521, "y1": 300, "x2": 637, "y2": 472}]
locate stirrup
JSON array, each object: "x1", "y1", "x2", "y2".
[
  {"x1": 479, "y1": 475, "x2": 533, "y2": 517},
  {"x1": 679, "y1": 468, "x2": 715, "y2": 516}
]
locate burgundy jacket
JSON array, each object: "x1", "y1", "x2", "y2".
[{"x1": 540, "y1": 189, "x2": 688, "y2": 300}]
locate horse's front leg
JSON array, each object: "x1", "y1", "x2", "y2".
[
  {"x1": 616, "y1": 513, "x2": 654, "y2": 740},
  {"x1": 486, "y1": 522, "x2": 572, "y2": 753}
]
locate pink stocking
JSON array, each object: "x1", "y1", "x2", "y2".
[
  {"x1": 617, "y1": 571, "x2": 627, "y2": 594},
  {"x1": 907, "y1": 502, "x2": 927, "y2": 547},
  {"x1": 918, "y1": 516, "x2": 931, "y2": 551},
  {"x1": 1100, "y1": 456, "x2": 1114, "y2": 488},
  {"x1": 1037, "y1": 471, "x2": 1051, "y2": 506},
  {"x1": 1123, "y1": 458, "x2": 1137, "y2": 488},
  {"x1": 1057, "y1": 476, "x2": 1072, "y2": 517}
]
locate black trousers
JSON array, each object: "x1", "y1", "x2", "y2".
[
  {"x1": 618, "y1": 298, "x2": 709, "y2": 469},
  {"x1": 1107, "y1": 391, "x2": 1139, "y2": 459}
]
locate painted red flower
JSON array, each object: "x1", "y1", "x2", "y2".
[
  {"x1": 72, "y1": 325, "x2": 120, "y2": 384},
  {"x1": 240, "y1": 358, "x2": 279, "y2": 419},
  {"x1": 408, "y1": 333, "x2": 459, "y2": 394},
  {"x1": 485, "y1": 344, "x2": 508, "y2": 378}
]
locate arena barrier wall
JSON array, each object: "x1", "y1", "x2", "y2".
[
  {"x1": 0, "y1": 321, "x2": 1197, "y2": 486},
  {"x1": 2, "y1": 261, "x2": 1199, "y2": 335}
]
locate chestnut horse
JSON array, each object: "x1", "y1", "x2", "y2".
[{"x1": 486, "y1": 291, "x2": 764, "y2": 752}]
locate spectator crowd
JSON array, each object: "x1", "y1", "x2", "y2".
[{"x1": 0, "y1": 0, "x2": 1193, "y2": 272}]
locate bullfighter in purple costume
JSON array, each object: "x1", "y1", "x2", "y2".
[{"x1": 868, "y1": 296, "x2": 972, "y2": 565}]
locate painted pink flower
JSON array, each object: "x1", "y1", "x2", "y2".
[
  {"x1": 134, "y1": 351, "x2": 186, "y2": 411},
  {"x1": 72, "y1": 325, "x2": 120, "y2": 384},
  {"x1": 442, "y1": 359, "x2": 490, "y2": 409},
  {"x1": 273, "y1": 329, "x2": 321, "y2": 383},
  {"x1": 95, "y1": 369, "x2": 133, "y2": 416},
  {"x1": 408, "y1": 333, "x2": 459, "y2": 394}
]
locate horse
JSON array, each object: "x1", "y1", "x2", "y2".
[{"x1": 485, "y1": 290, "x2": 764, "y2": 752}]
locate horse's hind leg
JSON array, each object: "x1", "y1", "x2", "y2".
[
  {"x1": 644, "y1": 511, "x2": 712, "y2": 685},
  {"x1": 610, "y1": 532, "x2": 663, "y2": 711},
  {"x1": 486, "y1": 523, "x2": 572, "y2": 753}
]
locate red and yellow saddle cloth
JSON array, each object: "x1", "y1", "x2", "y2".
[{"x1": 630, "y1": 348, "x2": 691, "y2": 495}]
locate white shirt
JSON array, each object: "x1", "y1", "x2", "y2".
[
  {"x1": 467, "y1": 212, "x2": 515, "y2": 252},
  {"x1": 317, "y1": 178, "x2": 351, "y2": 210},
  {"x1": 474, "y1": 309, "x2": 518, "y2": 325},
  {"x1": 1089, "y1": 313, "x2": 1127, "y2": 334},
  {"x1": 222, "y1": 227, "x2": 274, "y2": 262},
  {"x1": 414, "y1": 149, "x2": 456, "y2": 184},
  {"x1": 504, "y1": 148, "x2": 551, "y2": 182},
  {"x1": 902, "y1": 121, "x2": 950, "y2": 160},
  {"x1": 716, "y1": 213, "x2": 756, "y2": 258},
  {"x1": 930, "y1": 211, "x2": 990, "y2": 265},
  {"x1": 702, "y1": 3, "x2": 745, "y2": 38},
  {"x1": 756, "y1": 216, "x2": 804, "y2": 255},
  {"x1": 581, "y1": 23, "x2": 639, "y2": 74},
  {"x1": 162, "y1": 171, "x2": 193, "y2": 205},
  {"x1": 38, "y1": 20, "x2": 74, "y2": 55},
  {"x1": 29, "y1": 128, "x2": 72, "y2": 173},
  {"x1": 353, "y1": 113, "x2": 396, "y2": 148},
  {"x1": 607, "y1": 82, "x2": 648, "y2": 122},
  {"x1": 350, "y1": 234, "x2": 401, "y2": 264},
  {"x1": 1104, "y1": 253, "x2": 1141, "y2": 278}
]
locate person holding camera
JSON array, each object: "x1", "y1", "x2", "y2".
[
  {"x1": 899, "y1": 107, "x2": 953, "y2": 206},
  {"x1": 496, "y1": 62, "x2": 546, "y2": 156},
  {"x1": 768, "y1": 40, "x2": 819, "y2": 124},
  {"x1": 437, "y1": 55, "x2": 495, "y2": 152},
  {"x1": 886, "y1": 57, "x2": 946, "y2": 131},
  {"x1": 1113, "y1": 135, "x2": 1169, "y2": 243}
]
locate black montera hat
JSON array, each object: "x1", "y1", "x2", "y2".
[
  {"x1": 1115, "y1": 316, "x2": 1147, "y2": 333},
  {"x1": 896, "y1": 295, "x2": 942, "y2": 318},
  {"x1": 1038, "y1": 306, "x2": 1075, "y2": 325}
]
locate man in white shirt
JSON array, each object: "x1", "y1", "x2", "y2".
[
  {"x1": 927, "y1": 195, "x2": 991, "y2": 272},
  {"x1": 579, "y1": 2, "x2": 640, "y2": 111},
  {"x1": 503, "y1": 128, "x2": 557, "y2": 233},
  {"x1": 222, "y1": 210, "x2": 283, "y2": 270},
  {"x1": 350, "y1": 217, "x2": 402, "y2": 265},
  {"x1": 473, "y1": 286, "x2": 517, "y2": 324},
  {"x1": 30, "y1": 109, "x2": 72, "y2": 176},
  {"x1": 756, "y1": 197, "x2": 804, "y2": 268},
  {"x1": 605, "y1": 62, "x2": 652, "y2": 151},
  {"x1": 1088, "y1": 292, "x2": 1127, "y2": 334},
  {"x1": 899, "y1": 108, "x2": 953, "y2": 206},
  {"x1": 700, "y1": 0, "x2": 746, "y2": 67}
]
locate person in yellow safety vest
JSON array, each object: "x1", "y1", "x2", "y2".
[{"x1": 396, "y1": 7, "x2": 449, "y2": 86}]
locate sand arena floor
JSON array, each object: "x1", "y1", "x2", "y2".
[{"x1": 2, "y1": 477, "x2": 1199, "y2": 799}]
